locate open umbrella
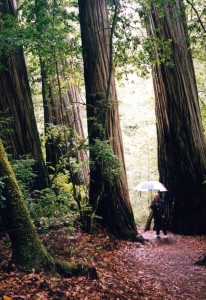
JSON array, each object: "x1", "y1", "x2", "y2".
[{"x1": 135, "y1": 180, "x2": 168, "y2": 192}]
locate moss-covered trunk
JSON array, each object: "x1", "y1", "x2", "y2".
[
  {"x1": 78, "y1": 0, "x2": 138, "y2": 240},
  {"x1": 148, "y1": 1, "x2": 206, "y2": 234},
  {"x1": 0, "y1": 139, "x2": 54, "y2": 270}
]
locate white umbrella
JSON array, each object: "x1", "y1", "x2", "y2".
[{"x1": 135, "y1": 180, "x2": 168, "y2": 192}]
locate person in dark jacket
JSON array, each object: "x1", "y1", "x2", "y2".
[{"x1": 150, "y1": 193, "x2": 168, "y2": 238}]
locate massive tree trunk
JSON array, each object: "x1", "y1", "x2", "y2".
[
  {"x1": 148, "y1": 0, "x2": 206, "y2": 234},
  {"x1": 0, "y1": 0, "x2": 50, "y2": 190},
  {"x1": 78, "y1": 0, "x2": 138, "y2": 240}
]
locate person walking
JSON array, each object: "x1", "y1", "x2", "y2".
[{"x1": 150, "y1": 193, "x2": 168, "y2": 238}]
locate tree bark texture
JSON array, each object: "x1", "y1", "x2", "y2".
[
  {"x1": 78, "y1": 0, "x2": 138, "y2": 240},
  {"x1": 63, "y1": 85, "x2": 89, "y2": 187},
  {"x1": 0, "y1": 0, "x2": 50, "y2": 190},
  {"x1": 148, "y1": 0, "x2": 206, "y2": 234},
  {"x1": 0, "y1": 139, "x2": 54, "y2": 269}
]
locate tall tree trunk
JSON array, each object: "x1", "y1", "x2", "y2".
[
  {"x1": 0, "y1": 0, "x2": 50, "y2": 190},
  {"x1": 148, "y1": 0, "x2": 206, "y2": 234},
  {"x1": 78, "y1": 0, "x2": 138, "y2": 240},
  {"x1": 63, "y1": 85, "x2": 89, "y2": 187}
]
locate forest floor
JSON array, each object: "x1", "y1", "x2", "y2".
[{"x1": 0, "y1": 227, "x2": 206, "y2": 300}]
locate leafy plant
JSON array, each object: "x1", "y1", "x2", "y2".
[
  {"x1": 90, "y1": 138, "x2": 123, "y2": 184},
  {"x1": 10, "y1": 156, "x2": 37, "y2": 198}
]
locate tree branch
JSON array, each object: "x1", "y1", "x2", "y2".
[{"x1": 185, "y1": 0, "x2": 206, "y2": 34}]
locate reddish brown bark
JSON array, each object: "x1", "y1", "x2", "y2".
[
  {"x1": 0, "y1": 0, "x2": 50, "y2": 189},
  {"x1": 148, "y1": 1, "x2": 206, "y2": 234},
  {"x1": 78, "y1": 0, "x2": 138, "y2": 240}
]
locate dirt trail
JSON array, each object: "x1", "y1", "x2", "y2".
[
  {"x1": 122, "y1": 230, "x2": 206, "y2": 299},
  {"x1": 1, "y1": 228, "x2": 206, "y2": 299}
]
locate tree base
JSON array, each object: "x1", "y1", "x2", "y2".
[{"x1": 195, "y1": 252, "x2": 206, "y2": 266}]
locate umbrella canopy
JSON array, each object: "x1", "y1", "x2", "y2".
[{"x1": 135, "y1": 180, "x2": 168, "y2": 192}]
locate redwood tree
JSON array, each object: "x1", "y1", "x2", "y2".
[
  {"x1": 0, "y1": 0, "x2": 50, "y2": 189},
  {"x1": 78, "y1": 0, "x2": 138, "y2": 240},
  {"x1": 148, "y1": 0, "x2": 206, "y2": 234}
]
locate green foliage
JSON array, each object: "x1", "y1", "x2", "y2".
[
  {"x1": 10, "y1": 156, "x2": 37, "y2": 197},
  {"x1": 27, "y1": 170, "x2": 88, "y2": 229},
  {"x1": 29, "y1": 187, "x2": 77, "y2": 226},
  {"x1": 0, "y1": 117, "x2": 14, "y2": 140},
  {"x1": 0, "y1": 14, "x2": 21, "y2": 55},
  {"x1": 107, "y1": 0, "x2": 176, "y2": 80},
  {"x1": 187, "y1": 0, "x2": 206, "y2": 58},
  {"x1": 90, "y1": 138, "x2": 123, "y2": 184},
  {"x1": 109, "y1": 1, "x2": 152, "y2": 79},
  {"x1": 1, "y1": 0, "x2": 83, "y2": 101},
  {"x1": 45, "y1": 123, "x2": 87, "y2": 176},
  {"x1": 186, "y1": 1, "x2": 206, "y2": 131},
  {"x1": 144, "y1": 36, "x2": 174, "y2": 67}
]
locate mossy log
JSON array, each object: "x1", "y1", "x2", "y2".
[{"x1": 55, "y1": 259, "x2": 99, "y2": 279}]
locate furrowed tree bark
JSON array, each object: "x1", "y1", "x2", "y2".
[
  {"x1": 62, "y1": 85, "x2": 89, "y2": 187},
  {"x1": 0, "y1": 138, "x2": 94, "y2": 276},
  {"x1": 0, "y1": 0, "x2": 50, "y2": 190},
  {"x1": 148, "y1": 0, "x2": 206, "y2": 234},
  {"x1": 78, "y1": 0, "x2": 139, "y2": 240}
]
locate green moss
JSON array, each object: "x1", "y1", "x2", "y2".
[
  {"x1": 54, "y1": 259, "x2": 89, "y2": 277},
  {"x1": 54, "y1": 259, "x2": 98, "y2": 279}
]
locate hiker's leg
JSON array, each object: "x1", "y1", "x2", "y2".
[
  {"x1": 162, "y1": 219, "x2": 167, "y2": 235},
  {"x1": 155, "y1": 219, "x2": 160, "y2": 235}
]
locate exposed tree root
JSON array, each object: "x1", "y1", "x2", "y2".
[
  {"x1": 195, "y1": 252, "x2": 206, "y2": 266},
  {"x1": 54, "y1": 259, "x2": 99, "y2": 279}
]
